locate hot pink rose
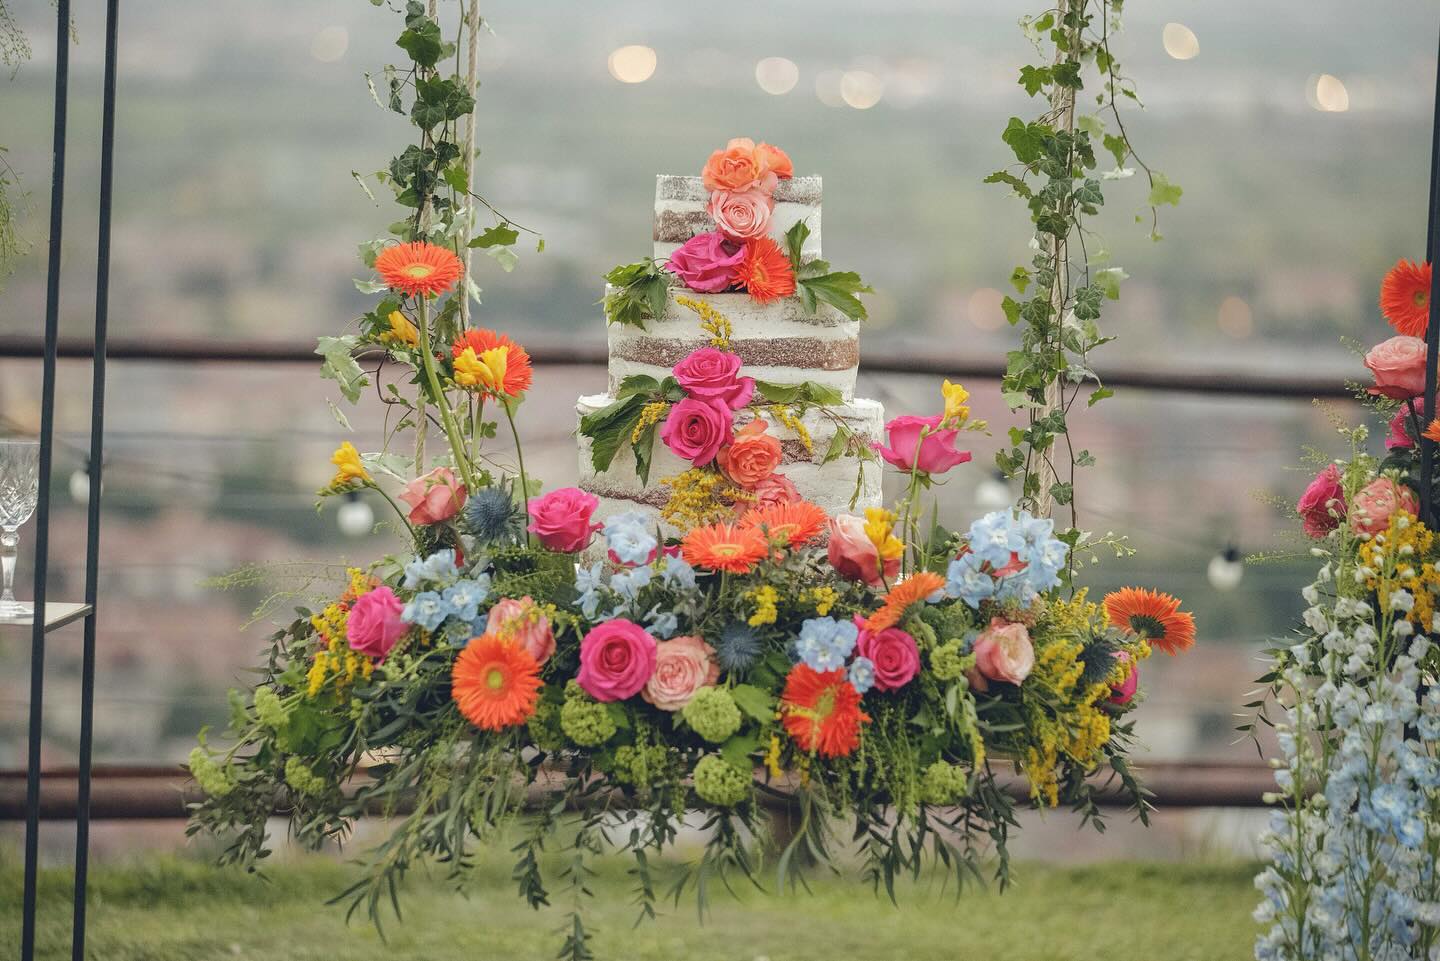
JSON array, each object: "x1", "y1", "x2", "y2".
[
  {"x1": 346, "y1": 586, "x2": 408, "y2": 661},
  {"x1": 1365, "y1": 336, "x2": 1428, "y2": 400},
  {"x1": 708, "y1": 187, "x2": 773, "y2": 241},
  {"x1": 1298, "y1": 464, "x2": 1346, "y2": 539},
  {"x1": 1349, "y1": 477, "x2": 1418, "y2": 535},
  {"x1": 672, "y1": 347, "x2": 755, "y2": 410},
  {"x1": 827, "y1": 513, "x2": 899, "y2": 587},
  {"x1": 642, "y1": 635, "x2": 719, "y2": 711},
  {"x1": 664, "y1": 231, "x2": 744, "y2": 293},
  {"x1": 398, "y1": 467, "x2": 467, "y2": 525},
  {"x1": 1386, "y1": 408, "x2": 1416, "y2": 451},
  {"x1": 969, "y1": 618, "x2": 1034, "y2": 691},
  {"x1": 659, "y1": 396, "x2": 733, "y2": 467},
  {"x1": 577, "y1": 619, "x2": 658, "y2": 702},
  {"x1": 853, "y1": 615, "x2": 919, "y2": 692},
  {"x1": 872, "y1": 414, "x2": 972, "y2": 476},
  {"x1": 484, "y1": 595, "x2": 555, "y2": 664},
  {"x1": 749, "y1": 472, "x2": 800, "y2": 512},
  {"x1": 527, "y1": 487, "x2": 601, "y2": 553},
  {"x1": 1108, "y1": 651, "x2": 1139, "y2": 705}
]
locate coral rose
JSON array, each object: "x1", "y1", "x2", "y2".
[
  {"x1": 828, "y1": 513, "x2": 899, "y2": 587},
  {"x1": 673, "y1": 347, "x2": 755, "y2": 410},
  {"x1": 484, "y1": 595, "x2": 556, "y2": 665},
  {"x1": 1364, "y1": 335, "x2": 1428, "y2": 400},
  {"x1": 398, "y1": 467, "x2": 467, "y2": 525},
  {"x1": 1349, "y1": 477, "x2": 1418, "y2": 536},
  {"x1": 717, "y1": 419, "x2": 783, "y2": 489},
  {"x1": 968, "y1": 618, "x2": 1034, "y2": 691},
  {"x1": 659, "y1": 396, "x2": 734, "y2": 467},
  {"x1": 749, "y1": 472, "x2": 800, "y2": 511},
  {"x1": 526, "y1": 486, "x2": 602, "y2": 553},
  {"x1": 664, "y1": 231, "x2": 744, "y2": 293},
  {"x1": 708, "y1": 187, "x2": 773, "y2": 241},
  {"x1": 852, "y1": 615, "x2": 920, "y2": 692},
  {"x1": 577, "y1": 618, "x2": 658, "y2": 702},
  {"x1": 755, "y1": 142, "x2": 793, "y2": 181},
  {"x1": 1297, "y1": 464, "x2": 1346, "y2": 539},
  {"x1": 872, "y1": 414, "x2": 972, "y2": 476},
  {"x1": 642, "y1": 635, "x2": 719, "y2": 711},
  {"x1": 346, "y1": 586, "x2": 408, "y2": 661},
  {"x1": 701, "y1": 137, "x2": 779, "y2": 194}
]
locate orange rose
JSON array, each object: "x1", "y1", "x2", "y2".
[
  {"x1": 701, "y1": 137, "x2": 778, "y2": 194},
  {"x1": 717, "y1": 419, "x2": 783, "y2": 488},
  {"x1": 755, "y1": 142, "x2": 793, "y2": 180}
]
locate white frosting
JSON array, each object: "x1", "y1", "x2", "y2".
[{"x1": 653, "y1": 174, "x2": 822, "y2": 261}]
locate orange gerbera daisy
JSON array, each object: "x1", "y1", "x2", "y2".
[
  {"x1": 375, "y1": 241, "x2": 464, "y2": 299},
  {"x1": 780, "y1": 664, "x2": 870, "y2": 758},
  {"x1": 864, "y1": 571, "x2": 946, "y2": 633},
  {"x1": 451, "y1": 633, "x2": 542, "y2": 731},
  {"x1": 681, "y1": 522, "x2": 769, "y2": 574},
  {"x1": 1103, "y1": 587, "x2": 1196, "y2": 656},
  {"x1": 1380, "y1": 258, "x2": 1432, "y2": 337},
  {"x1": 451, "y1": 328, "x2": 533, "y2": 398},
  {"x1": 739, "y1": 500, "x2": 828, "y2": 547},
  {"x1": 1425, "y1": 418, "x2": 1440, "y2": 444},
  {"x1": 735, "y1": 237, "x2": 796, "y2": 304}
]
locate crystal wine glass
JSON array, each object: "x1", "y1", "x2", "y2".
[{"x1": 0, "y1": 439, "x2": 40, "y2": 617}]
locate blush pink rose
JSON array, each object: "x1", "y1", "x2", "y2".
[
  {"x1": 672, "y1": 347, "x2": 755, "y2": 410},
  {"x1": 664, "y1": 231, "x2": 744, "y2": 293},
  {"x1": 577, "y1": 619, "x2": 658, "y2": 702},
  {"x1": 749, "y1": 473, "x2": 800, "y2": 511},
  {"x1": 1298, "y1": 464, "x2": 1346, "y2": 539},
  {"x1": 484, "y1": 595, "x2": 555, "y2": 664},
  {"x1": 659, "y1": 396, "x2": 733, "y2": 467},
  {"x1": 642, "y1": 635, "x2": 719, "y2": 711},
  {"x1": 1386, "y1": 408, "x2": 1416, "y2": 451},
  {"x1": 1365, "y1": 336, "x2": 1428, "y2": 400},
  {"x1": 969, "y1": 618, "x2": 1034, "y2": 691},
  {"x1": 346, "y1": 586, "x2": 408, "y2": 661},
  {"x1": 398, "y1": 467, "x2": 467, "y2": 525},
  {"x1": 708, "y1": 187, "x2": 773, "y2": 241},
  {"x1": 853, "y1": 615, "x2": 920, "y2": 692},
  {"x1": 1349, "y1": 477, "x2": 1418, "y2": 535},
  {"x1": 1108, "y1": 651, "x2": 1139, "y2": 705},
  {"x1": 827, "y1": 513, "x2": 899, "y2": 587},
  {"x1": 872, "y1": 414, "x2": 972, "y2": 476},
  {"x1": 527, "y1": 486, "x2": 602, "y2": 553}
]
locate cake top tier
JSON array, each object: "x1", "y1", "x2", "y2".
[{"x1": 652, "y1": 174, "x2": 823, "y2": 262}]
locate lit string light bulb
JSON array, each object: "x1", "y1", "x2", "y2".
[
  {"x1": 337, "y1": 491, "x2": 375, "y2": 538},
  {"x1": 975, "y1": 470, "x2": 1012, "y2": 512},
  {"x1": 1207, "y1": 544, "x2": 1244, "y2": 592}
]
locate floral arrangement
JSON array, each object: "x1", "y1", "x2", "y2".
[
  {"x1": 603, "y1": 137, "x2": 873, "y2": 327},
  {"x1": 1253, "y1": 259, "x2": 1440, "y2": 961}
]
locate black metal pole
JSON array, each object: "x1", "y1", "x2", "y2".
[
  {"x1": 70, "y1": 0, "x2": 119, "y2": 955},
  {"x1": 21, "y1": 0, "x2": 70, "y2": 958},
  {"x1": 1421, "y1": 20, "x2": 1440, "y2": 526}
]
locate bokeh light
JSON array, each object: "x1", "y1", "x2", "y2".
[
  {"x1": 755, "y1": 56, "x2": 799, "y2": 95},
  {"x1": 1162, "y1": 22, "x2": 1199, "y2": 60},
  {"x1": 607, "y1": 45, "x2": 657, "y2": 84},
  {"x1": 310, "y1": 26, "x2": 348, "y2": 63},
  {"x1": 968, "y1": 287, "x2": 1006, "y2": 330},
  {"x1": 814, "y1": 69, "x2": 845, "y2": 107},
  {"x1": 840, "y1": 70, "x2": 884, "y2": 109},
  {"x1": 1310, "y1": 73, "x2": 1350, "y2": 112},
  {"x1": 1217, "y1": 296, "x2": 1253, "y2": 338}
]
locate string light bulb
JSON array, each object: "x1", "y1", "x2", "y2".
[
  {"x1": 975, "y1": 470, "x2": 1012, "y2": 512},
  {"x1": 337, "y1": 491, "x2": 375, "y2": 538},
  {"x1": 1207, "y1": 544, "x2": 1244, "y2": 592}
]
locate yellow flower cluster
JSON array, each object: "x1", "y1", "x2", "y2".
[
  {"x1": 675, "y1": 294, "x2": 732, "y2": 349},
  {"x1": 453, "y1": 344, "x2": 510, "y2": 393},
  {"x1": 769, "y1": 405, "x2": 812, "y2": 454},
  {"x1": 380, "y1": 310, "x2": 419, "y2": 347},
  {"x1": 764, "y1": 732, "x2": 784, "y2": 780},
  {"x1": 799, "y1": 585, "x2": 839, "y2": 617},
  {"x1": 631, "y1": 401, "x2": 669, "y2": 444},
  {"x1": 747, "y1": 585, "x2": 779, "y2": 627},
  {"x1": 1042, "y1": 588, "x2": 1108, "y2": 639},
  {"x1": 1020, "y1": 628, "x2": 1117, "y2": 807},
  {"x1": 305, "y1": 570, "x2": 377, "y2": 698},
  {"x1": 863, "y1": 507, "x2": 905, "y2": 564},
  {"x1": 1357, "y1": 511, "x2": 1440, "y2": 631},
  {"x1": 660, "y1": 469, "x2": 751, "y2": 531}
]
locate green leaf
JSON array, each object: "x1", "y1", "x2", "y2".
[
  {"x1": 1051, "y1": 61, "x2": 1082, "y2": 89},
  {"x1": 753, "y1": 380, "x2": 801, "y2": 404},
  {"x1": 1001, "y1": 117, "x2": 1049, "y2": 165},
  {"x1": 796, "y1": 270, "x2": 873, "y2": 323},
  {"x1": 615, "y1": 374, "x2": 660, "y2": 398},
  {"x1": 1102, "y1": 133, "x2": 1128, "y2": 168},
  {"x1": 1076, "y1": 114, "x2": 1105, "y2": 138},
  {"x1": 1087, "y1": 387, "x2": 1114, "y2": 407},
  {"x1": 396, "y1": 18, "x2": 443, "y2": 67},
  {"x1": 821, "y1": 426, "x2": 850, "y2": 465},
  {"x1": 469, "y1": 224, "x2": 520, "y2": 249},
  {"x1": 485, "y1": 246, "x2": 518, "y2": 272},
  {"x1": 1072, "y1": 284, "x2": 1103, "y2": 321},
  {"x1": 602, "y1": 259, "x2": 670, "y2": 329},
  {"x1": 1073, "y1": 178, "x2": 1104, "y2": 208},
  {"x1": 801, "y1": 382, "x2": 843, "y2": 406},
  {"x1": 719, "y1": 733, "x2": 761, "y2": 770},
  {"x1": 316, "y1": 336, "x2": 369, "y2": 404},
  {"x1": 1048, "y1": 481, "x2": 1074, "y2": 505},
  {"x1": 1018, "y1": 64, "x2": 1052, "y2": 97},
  {"x1": 632, "y1": 420, "x2": 659, "y2": 486},
  {"x1": 1001, "y1": 295, "x2": 1022, "y2": 325},
  {"x1": 730, "y1": 684, "x2": 774, "y2": 723},
  {"x1": 1095, "y1": 266, "x2": 1127, "y2": 300},
  {"x1": 579, "y1": 393, "x2": 647, "y2": 473},
  {"x1": 984, "y1": 170, "x2": 1033, "y2": 199},
  {"x1": 1147, "y1": 172, "x2": 1183, "y2": 207},
  {"x1": 783, "y1": 220, "x2": 811, "y2": 270},
  {"x1": 1009, "y1": 266, "x2": 1031, "y2": 294}
]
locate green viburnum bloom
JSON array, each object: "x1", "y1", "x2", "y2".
[
  {"x1": 682, "y1": 687, "x2": 742, "y2": 744},
  {"x1": 253, "y1": 686, "x2": 289, "y2": 730},
  {"x1": 560, "y1": 681, "x2": 617, "y2": 747},
  {"x1": 526, "y1": 697, "x2": 565, "y2": 753},
  {"x1": 693, "y1": 754, "x2": 751, "y2": 807},
  {"x1": 611, "y1": 743, "x2": 670, "y2": 787},
  {"x1": 929, "y1": 640, "x2": 972, "y2": 682},
  {"x1": 284, "y1": 756, "x2": 327, "y2": 797},
  {"x1": 919, "y1": 760, "x2": 968, "y2": 806},
  {"x1": 187, "y1": 747, "x2": 233, "y2": 798}
]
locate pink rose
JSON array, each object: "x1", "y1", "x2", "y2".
[
  {"x1": 1349, "y1": 477, "x2": 1418, "y2": 536},
  {"x1": 1365, "y1": 336, "x2": 1428, "y2": 400},
  {"x1": 1298, "y1": 464, "x2": 1346, "y2": 539},
  {"x1": 1108, "y1": 651, "x2": 1138, "y2": 705},
  {"x1": 346, "y1": 586, "x2": 408, "y2": 661},
  {"x1": 484, "y1": 595, "x2": 555, "y2": 664},
  {"x1": 398, "y1": 467, "x2": 467, "y2": 525},
  {"x1": 659, "y1": 396, "x2": 733, "y2": 467},
  {"x1": 673, "y1": 347, "x2": 755, "y2": 410},
  {"x1": 1386, "y1": 408, "x2": 1416, "y2": 450},
  {"x1": 577, "y1": 619, "x2": 658, "y2": 702},
  {"x1": 642, "y1": 635, "x2": 719, "y2": 711},
  {"x1": 708, "y1": 187, "x2": 773, "y2": 241},
  {"x1": 853, "y1": 615, "x2": 919, "y2": 692},
  {"x1": 664, "y1": 231, "x2": 745, "y2": 293},
  {"x1": 527, "y1": 486, "x2": 602, "y2": 553},
  {"x1": 749, "y1": 473, "x2": 800, "y2": 512},
  {"x1": 827, "y1": 513, "x2": 899, "y2": 587},
  {"x1": 872, "y1": 414, "x2": 972, "y2": 476},
  {"x1": 969, "y1": 618, "x2": 1034, "y2": 691}
]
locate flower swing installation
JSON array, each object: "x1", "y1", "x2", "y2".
[{"x1": 188, "y1": 3, "x2": 1193, "y2": 956}]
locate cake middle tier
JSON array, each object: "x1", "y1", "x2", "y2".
[{"x1": 607, "y1": 288, "x2": 860, "y2": 401}]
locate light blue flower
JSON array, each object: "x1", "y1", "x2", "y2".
[
  {"x1": 794, "y1": 617, "x2": 858, "y2": 672},
  {"x1": 442, "y1": 575, "x2": 491, "y2": 623},
  {"x1": 575, "y1": 562, "x2": 605, "y2": 595},
  {"x1": 402, "y1": 549, "x2": 460, "y2": 590},
  {"x1": 660, "y1": 556, "x2": 697, "y2": 591},
  {"x1": 967, "y1": 510, "x2": 1025, "y2": 567},
  {"x1": 604, "y1": 511, "x2": 658, "y2": 566},
  {"x1": 946, "y1": 554, "x2": 995, "y2": 608},
  {"x1": 848, "y1": 656, "x2": 875, "y2": 694},
  {"x1": 611, "y1": 566, "x2": 652, "y2": 602},
  {"x1": 645, "y1": 606, "x2": 679, "y2": 640},
  {"x1": 401, "y1": 590, "x2": 451, "y2": 631},
  {"x1": 578, "y1": 589, "x2": 603, "y2": 620}
]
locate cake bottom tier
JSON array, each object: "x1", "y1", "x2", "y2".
[{"x1": 575, "y1": 394, "x2": 885, "y2": 535}]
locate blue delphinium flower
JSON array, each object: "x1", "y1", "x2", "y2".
[
  {"x1": 645, "y1": 606, "x2": 679, "y2": 639},
  {"x1": 946, "y1": 509, "x2": 1070, "y2": 609},
  {"x1": 578, "y1": 590, "x2": 603, "y2": 620},
  {"x1": 848, "y1": 656, "x2": 875, "y2": 694},
  {"x1": 611, "y1": 566, "x2": 652, "y2": 604},
  {"x1": 794, "y1": 616, "x2": 858, "y2": 672},
  {"x1": 464, "y1": 486, "x2": 519, "y2": 543},
  {"x1": 442, "y1": 575, "x2": 492, "y2": 623},
  {"x1": 946, "y1": 553, "x2": 995, "y2": 608},
  {"x1": 575, "y1": 562, "x2": 605, "y2": 595},
  {"x1": 403, "y1": 549, "x2": 460, "y2": 590},
  {"x1": 661, "y1": 556, "x2": 697, "y2": 591},
  {"x1": 604, "y1": 511, "x2": 658, "y2": 566},
  {"x1": 401, "y1": 590, "x2": 451, "y2": 631},
  {"x1": 966, "y1": 511, "x2": 1024, "y2": 567},
  {"x1": 715, "y1": 622, "x2": 762, "y2": 674}
]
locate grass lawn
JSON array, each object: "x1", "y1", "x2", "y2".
[{"x1": 3, "y1": 851, "x2": 1260, "y2": 961}]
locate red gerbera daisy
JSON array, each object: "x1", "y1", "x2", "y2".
[
  {"x1": 451, "y1": 633, "x2": 542, "y2": 730},
  {"x1": 739, "y1": 500, "x2": 828, "y2": 547},
  {"x1": 450, "y1": 328, "x2": 534, "y2": 398},
  {"x1": 780, "y1": 664, "x2": 870, "y2": 758},
  {"x1": 1103, "y1": 587, "x2": 1196, "y2": 656},
  {"x1": 735, "y1": 237, "x2": 797, "y2": 304},
  {"x1": 1380, "y1": 258, "x2": 1432, "y2": 337},
  {"x1": 374, "y1": 242, "x2": 464, "y2": 299},
  {"x1": 681, "y1": 522, "x2": 769, "y2": 574}
]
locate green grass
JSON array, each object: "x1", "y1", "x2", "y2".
[{"x1": 2, "y1": 851, "x2": 1260, "y2": 961}]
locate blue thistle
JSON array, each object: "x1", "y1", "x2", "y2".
[
  {"x1": 715, "y1": 622, "x2": 762, "y2": 674},
  {"x1": 464, "y1": 486, "x2": 521, "y2": 544}
]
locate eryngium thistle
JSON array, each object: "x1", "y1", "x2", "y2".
[
  {"x1": 715, "y1": 622, "x2": 762, "y2": 674},
  {"x1": 464, "y1": 486, "x2": 522, "y2": 543}
]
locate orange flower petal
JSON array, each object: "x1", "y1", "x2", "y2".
[
  {"x1": 451, "y1": 633, "x2": 542, "y2": 730},
  {"x1": 375, "y1": 242, "x2": 464, "y2": 299},
  {"x1": 1103, "y1": 587, "x2": 1196, "y2": 656}
]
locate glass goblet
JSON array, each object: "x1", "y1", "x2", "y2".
[{"x1": 0, "y1": 439, "x2": 40, "y2": 618}]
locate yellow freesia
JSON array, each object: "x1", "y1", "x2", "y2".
[
  {"x1": 329, "y1": 441, "x2": 370, "y2": 487},
  {"x1": 452, "y1": 344, "x2": 511, "y2": 394},
  {"x1": 380, "y1": 310, "x2": 419, "y2": 347},
  {"x1": 863, "y1": 506, "x2": 905, "y2": 562},
  {"x1": 941, "y1": 379, "x2": 970, "y2": 426}
]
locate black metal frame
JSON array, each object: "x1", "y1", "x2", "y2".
[
  {"x1": 1425, "y1": 23, "x2": 1440, "y2": 524},
  {"x1": 17, "y1": 0, "x2": 117, "y2": 958}
]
